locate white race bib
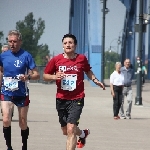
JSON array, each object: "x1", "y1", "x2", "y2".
[
  {"x1": 61, "y1": 74, "x2": 77, "y2": 91},
  {"x1": 3, "y1": 77, "x2": 19, "y2": 91}
]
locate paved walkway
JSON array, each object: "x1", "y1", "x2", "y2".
[{"x1": 0, "y1": 82, "x2": 150, "y2": 150}]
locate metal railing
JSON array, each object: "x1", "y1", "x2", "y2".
[{"x1": 30, "y1": 66, "x2": 52, "y2": 84}]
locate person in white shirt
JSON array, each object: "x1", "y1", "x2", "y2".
[{"x1": 110, "y1": 62, "x2": 124, "y2": 120}]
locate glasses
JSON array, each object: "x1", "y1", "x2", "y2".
[
  {"x1": 8, "y1": 40, "x2": 18, "y2": 43},
  {"x1": 8, "y1": 30, "x2": 22, "y2": 40}
]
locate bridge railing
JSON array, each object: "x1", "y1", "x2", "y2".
[{"x1": 30, "y1": 65, "x2": 52, "y2": 84}]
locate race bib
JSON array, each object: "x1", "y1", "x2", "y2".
[
  {"x1": 3, "y1": 77, "x2": 19, "y2": 91},
  {"x1": 61, "y1": 74, "x2": 77, "y2": 91}
]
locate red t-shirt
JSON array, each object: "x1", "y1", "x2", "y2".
[{"x1": 44, "y1": 54, "x2": 91, "y2": 100}]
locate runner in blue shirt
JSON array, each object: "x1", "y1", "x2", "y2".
[{"x1": 0, "y1": 30, "x2": 40, "y2": 150}]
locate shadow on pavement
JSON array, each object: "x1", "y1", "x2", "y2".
[{"x1": 0, "y1": 119, "x2": 48, "y2": 122}]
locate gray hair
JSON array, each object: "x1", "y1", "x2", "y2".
[
  {"x1": 115, "y1": 62, "x2": 121, "y2": 66},
  {"x1": 8, "y1": 30, "x2": 22, "y2": 40},
  {"x1": 1, "y1": 44, "x2": 9, "y2": 51}
]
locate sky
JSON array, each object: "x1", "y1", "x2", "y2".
[
  {"x1": 105, "y1": 0, "x2": 126, "y2": 52},
  {"x1": 0, "y1": 0, "x2": 70, "y2": 55},
  {"x1": 0, "y1": 0, "x2": 126, "y2": 55}
]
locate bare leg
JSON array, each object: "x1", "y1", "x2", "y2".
[
  {"x1": 1, "y1": 101, "x2": 14, "y2": 149},
  {"x1": 66, "y1": 123, "x2": 77, "y2": 150},
  {"x1": 18, "y1": 106, "x2": 29, "y2": 130},
  {"x1": 18, "y1": 106, "x2": 29, "y2": 150},
  {"x1": 76, "y1": 127, "x2": 82, "y2": 136},
  {"x1": 61, "y1": 124, "x2": 82, "y2": 150},
  {"x1": 61, "y1": 126, "x2": 82, "y2": 136},
  {"x1": 1, "y1": 101, "x2": 14, "y2": 127}
]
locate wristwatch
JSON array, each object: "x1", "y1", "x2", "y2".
[
  {"x1": 28, "y1": 75, "x2": 31, "y2": 80},
  {"x1": 92, "y1": 78, "x2": 98, "y2": 82}
]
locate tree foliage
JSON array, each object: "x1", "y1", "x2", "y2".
[
  {"x1": 16, "y1": 12, "x2": 49, "y2": 65},
  {"x1": 104, "y1": 51, "x2": 120, "y2": 79}
]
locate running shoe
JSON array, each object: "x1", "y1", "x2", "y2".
[{"x1": 77, "y1": 129, "x2": 90, "y2": 148}]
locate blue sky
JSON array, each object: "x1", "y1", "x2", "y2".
[
  {"x1": 0, "y1": 0, "x2": 70, "y2": 55},
  {"x1": 0, "y1": 0, "x2": 126, "y2": 55}
]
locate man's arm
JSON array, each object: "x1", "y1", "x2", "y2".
[
  {"x1": 0, "y1": 66, "x2": 3, "y2": 87},
  {"x1": 43, "y1": 74, "x2": 57, "y2": 81},
  {"x1": 27, "y1": 68, "x2": 40, "y2": 80},
  {"x1": 145, "y1": 67, "x2": 147, "y2": 75},
  {"x1": 85, "y1": 70, "x2": 105, "y2": 89},
  {"x1": 43, "y1": 71, "x2": 64, "y2": 81},
  {"x1": 19, "y1": 68, "x2": 40, "y2": 81}
]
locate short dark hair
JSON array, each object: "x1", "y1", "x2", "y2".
[{"x1": 62, "y1": 34, "x2": 77, "y2": 45}]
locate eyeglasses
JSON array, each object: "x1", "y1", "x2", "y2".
[{"x1": 8, "y1": 40, "x2": 18, "y2": 43}]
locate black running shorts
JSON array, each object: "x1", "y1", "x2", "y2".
[{"x1": 56, "y1": 98, "x2": 84, "y2": 127}]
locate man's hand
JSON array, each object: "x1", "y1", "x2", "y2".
[
  {"x1": 55, "y1": 71, "x2": 65, "y2": 80},
  {"x1": 95, "y1": 81, "x2": 105, "y2": 90}
]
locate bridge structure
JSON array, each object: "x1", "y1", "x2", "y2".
[{"x1": 69, "y1": 0, "x2": 150, "y2": 86}]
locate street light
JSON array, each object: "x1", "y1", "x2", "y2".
[
  {"x1": 101, "y1": 0, "x2": 109, "y2": 83},
  {"x1": 135, "y1": 0, "x2": 150, "y2": 105},
  {"x1": 107, "y1": 49, "x2": 112, "y2": 78}
]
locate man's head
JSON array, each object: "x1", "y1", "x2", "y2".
[
  {"x1": 124, "y1": 59, "x2": 131, "y2": 69},
  {"x1": 1, "y1": 44, "x2": 9, "y2": 53},
  {"x1": 62, "y1": 34, "x2": 77, "y2": 54},
  {"x1": 7, "y1": 30, "x2": 22, "y2": 53}
]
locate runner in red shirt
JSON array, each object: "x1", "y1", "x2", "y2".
[{"x1": 43, "y1": 34, "x2": 105, "y2": 150}]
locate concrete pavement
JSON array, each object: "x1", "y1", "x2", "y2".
[{"x1": 0, "y1": 82, "x2": 150, "y2": 150}]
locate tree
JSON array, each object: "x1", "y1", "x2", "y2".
[
  {"x1": 16, "y1": 12, "x2": 49, "y2": 64},
  {"x1": 35, "y1": 44, "x2": 50, "y2": 65},
  {"x1": 104, "y1": 51, "x2": 120, "y2": 79}
]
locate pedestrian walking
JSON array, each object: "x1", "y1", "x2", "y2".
[
  {"x1": 0, "y1": 30, "x2": 40, "y2": 150},
  {"x1": 120, "y1": 59, "x2": 134, "y2": 119},
  {"x1": 43, "y1": 33, "x2": 105, "y2": 150},
  {"x1": 142, "y1": 63, "x2": 147, "y2": 85},
  {"x1": 110, "y1": 62, "x2": 124, "y2": 120}
]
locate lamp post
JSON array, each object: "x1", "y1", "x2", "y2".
[
  {"x1": 101, "y1": 0, "x2": 109, "y2": 83},
  {"x1": 148, "y1": 0, "x2": 150, "y2": 79},
  {"x1": 107, "y1": 49, "x2": 112, "y2": 78},
  {"x1": 135, "y1": 0, "x2": 143, "y2": 105}
]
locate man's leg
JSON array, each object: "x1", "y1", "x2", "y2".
[
  {"x1": 18, "y1": 106, "x2": 29, "y2": 150},
  {"x1": 11, "y1": 105, "x2": 14, "y2": 119},
  {"x1": 126, "y1": 88, "x2": 133, "y2": 119},
  {"x1": 120, "y1": 88, "x2": 126, "y2": 119},
  {"x1": 1, "y1": 101, "x2": 14, "y2": 150},
  {"x1": 62, "y1": 125, "x2": 88, "y2": 149},
  {"x1": 66, "y1": 123, "x2": 78, "y2": 150}
]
